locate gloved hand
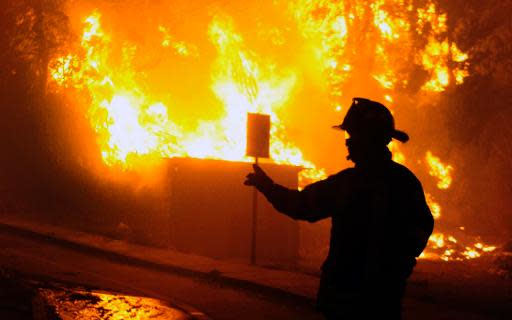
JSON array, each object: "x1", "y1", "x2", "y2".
[{"x1": 244, "y1": 164, "x2": 274, "y2": 191}]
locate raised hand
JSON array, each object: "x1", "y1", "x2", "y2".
[{"x1": 244, "y1": 164, "x2": 273, "y2": 190}]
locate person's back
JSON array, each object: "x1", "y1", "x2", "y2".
[
  {"x1": 316, "y1": 160, "x2": 432, "y2": 318},
  {"x1": 245, "y1": 97, "x2": 434, "y2": 319}
]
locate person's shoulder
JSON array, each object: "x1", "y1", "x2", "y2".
[
  {"x1": 389, "y1": 161, "x2": 421, "y2": 185},
  {"x1": 320, "y1": 167, "x2": 357, "y2": 185},
  {"x1": 330, "y1": 167, "x2": 357, "y2": 179},
  {"x1": 302, "y1": 168, "x2": 354, "y2": 191}
]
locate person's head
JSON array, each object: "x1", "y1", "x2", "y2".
[{"x1": 333, "y1": 97, "x2": 409, "y2": 163}]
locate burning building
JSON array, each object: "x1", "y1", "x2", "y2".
[{"x1": 1, "y1": 0, "x2": 510, "y2": 269}]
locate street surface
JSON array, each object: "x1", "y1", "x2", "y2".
[
  {"x1": 0, "y1": 230, "x2": 323, "y2": 320},
  {"x1": 0, "y1": 226, "x2": 510, "y2": 320}
]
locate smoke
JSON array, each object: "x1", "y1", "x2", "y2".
[{"x1": 433, "y1": 0, "x2": 512, "y2": 240}]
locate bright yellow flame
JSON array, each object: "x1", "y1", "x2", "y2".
[
  {"x1": 389, "y1": 141, "x2": 405, "y2": 164},
  {"x1": 204, "y1": 13, "x2": 325, "y2": 183},
  {"x1": 291, "y1": 0, "x2": 469, "y2": 109},
  {"x1": 83, "y1": 12, "x2": 104, "y2": 42},
  {"x1": 416, "y1": 1, "x2": 447, "y2": 35},
  {"x1": 451, "y1": 43, "x2": 469, "y2": 63},
  {"x1": 158, "y1": 25, "x2": 198, "y2": 57},
  {"x1": 373, "y1": 73, "x2": 395, "y2": 89},
  {"x1": 420, "y1": 37, "x2": 450, "y2": 92},
  {"x1": 461, "y1": 242, "x2": 496, "y2": 260},
  {"x1": 482, "y1": 246, "x2": 497, "y2": 252},
  {"x1": 205, "y1": 14, "x2": 301, "y2": 164},
  {"x1": 48, "y1": 54, "x2": 78, "y2": 87},
  {"x1": 372, "y1": 1, "x2": 402, "y2": 40},
  {"x1": 425, "y1": 193, "x2": 441, "y2": 219},
  {"x1": 426, "y1": 151, "x2": 453, "y2": 189},
  {"x1": 49, "y1": 11, "x2": 325, "y2": 182},
  {"x1": 415, "y1": 1, "x2": 469, "y2": 92},
  {"x1": 50, "y1": 3, "x2": 472, "y2": 173},
  {"x1": 290, "y1": 0, "x2": 352, "y2": 104},
  {"x1": 47, "y1": 5, "x2": 490, "y2": 263},
  {"x1": 429, "y1": 233, "x2": 445, "y2": 248},
  {"x1": 423, "y1": 232, "x2": 497, "y2": 261},
  {"x1": 463, "y1": 248, "x2": 481, "y2": 259}
]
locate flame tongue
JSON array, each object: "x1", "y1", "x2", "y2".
[
  {"x1": 49, "y1": 10, "x2": 324, "y2": 180},
  {"x1": 47, "y1": 3, "x2": 493, "y2": 262},
  {"x1": 49, "y1": 3, "x2": 469, "y2": 170}
]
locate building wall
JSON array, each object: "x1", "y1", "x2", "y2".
[{"x1": 165, "y1": 158, "x2": 302, "y2": 268}]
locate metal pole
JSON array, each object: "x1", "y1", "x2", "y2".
[{"x1": 250, "y1": 157, "x2": 259, "y2": 265}]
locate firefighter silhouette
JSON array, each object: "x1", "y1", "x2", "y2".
[{"x1": 245, "y1": 97, "x2": 434, "y2": 319}]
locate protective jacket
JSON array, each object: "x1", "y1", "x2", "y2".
[{"x1": 256, "y1": 153, "x2": 434, "y2": 317}]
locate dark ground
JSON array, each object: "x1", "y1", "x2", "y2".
[{"x1": 0, "y1": 225, "x2": 511, "y2": 319}]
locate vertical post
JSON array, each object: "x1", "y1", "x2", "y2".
[
  {"x1": 250, "y1": 157, "x2": 259, "y2": 265},
  {"x1": 246, "y1": 113, "x2": 269, "y2": 265}
]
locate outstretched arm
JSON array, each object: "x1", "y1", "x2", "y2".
[{"x1": 244, "y1": 164, "x2": 333, "y2": 222}]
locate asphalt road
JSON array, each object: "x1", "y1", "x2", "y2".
[
  {"x1": 0, "y1": 230, "x2": 324, "y2": 320},
  {"x1": 1, "y1": 227, "x2": 510, "y2": 320}
]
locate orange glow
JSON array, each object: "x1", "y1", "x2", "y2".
[
  {"x1": 49, "y1": 11, "x2": 325, "y2": 182},
  {"x1": 388, "y1": 141, "x2": 405, "y2": 164},
  {"x1": 48, "y1": 4, "x2": 469, "y2": 174},
  {"x1": 414, "y1": 1, "x2": 469, "y2": 92},
  {"x1": 424, "y1": 232, "x2": 497, "y2": 262},
  {"x1": 425, "y1": 193, "x2": 441, "y2": 219},
  {"x1": 47, "y1": 2, "x2": 494, "y2": 263},
  {"x1": 426, "y1": 151, "x2": 453, "y2": 189},
  {"x1": 158, "y1": 25, "x2": 198, "y2": 57}
]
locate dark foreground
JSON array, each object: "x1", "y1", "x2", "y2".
[
  {"x1": 0, "y1": 224, "x2": 510, "y2": 319},
  {"x1": 0, "y1": 230, "x2": 323, "y2": 320}
]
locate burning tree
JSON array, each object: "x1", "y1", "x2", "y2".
[
  {"x1": 1, "y1": 0, "x2": 510, "y2": 262},
  {"x1": 3, "y1": 0, "x2": 71, "y2": 97}
]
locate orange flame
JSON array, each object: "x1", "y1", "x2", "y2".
[
  {"x1": 49, "y1": 11, "x2": 326, "y2": 181},
  {"x1": 426, "y1": 151, "x2": 453, "y2": 189},
  {"x1": 47, "y1": 3, "x2": 494, "y2": 262}
]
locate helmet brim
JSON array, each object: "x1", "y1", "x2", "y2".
[{"x1": 332, "y1": 124, "x2": 409, "y2": 143}]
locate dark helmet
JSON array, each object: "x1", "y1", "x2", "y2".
[{"x1": 333, "y1": 97, "x2": 409, "y2": 143}]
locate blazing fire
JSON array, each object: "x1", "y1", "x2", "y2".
[
  {"x1": 48, "y1": 1, "x2": 494, "y2": 262},
  {"x1": 421, "y1": 152, "x2": 496, "y2": 261},
  {"x1": 49, "y1": 9, "x2": 325, "y2": 179},
  {"x1": 423, "y1": 232, "x2": 497, "y2": 261},
  {"x1": 426, "y1": 151, "x2": 453, "y2": 189}
]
